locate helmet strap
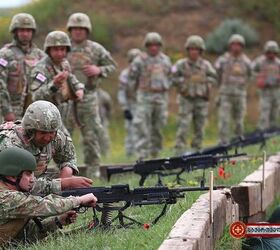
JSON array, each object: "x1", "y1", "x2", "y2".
[{"x1": 0, "y1": 174, "x2": 25, "y2": 192}]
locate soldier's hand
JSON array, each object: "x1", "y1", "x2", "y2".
[
  {"x1": 60, "y1": 166, "x2": 74, "y2": 178},
  {"x1": 83, "y1": 65, "x2": 101, "y2": 77},
  {"x1": 61, "y1": 176, "x2": 93, "y2": 189},
  {"x1": 4, "y1": 112, "x2": 16, "y2": 122},
  {"x1": 124, "y1": 110, "x2": 133, "y2": 120},
  {"x1": 75, "y1": 89, "x2": 84, "y2": 101},
  {"x1": 53, "y1": 71, "x2": 69, "y2": 87},
  {"x1": 58, "y1": 210, "x2": 77, "y2": 225},
  {"x1": 78, "y1": 193, "x2": 98, "y2": 207}
]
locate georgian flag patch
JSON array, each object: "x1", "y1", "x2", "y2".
[
  {"x1": 0, "y1": 58, "x2": 8, "y2": 68},
  {"x1": 35, "y1": 72, "x2": 47, "y2": 83}
]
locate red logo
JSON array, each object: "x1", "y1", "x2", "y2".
[{"x1": 230, "y1": 221, "x2": 246, "y2": 239}]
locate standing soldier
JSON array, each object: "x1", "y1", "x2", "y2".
[
  {"x1": 129, "y1": 32, "x2": 172, "y2": 159},
  {"x1": 252, "y1": 41, "x2": 280, "y2": 130},
  {"x1": 66, "y1": 13, "x2": 116, "y2": 177},
  {"x1": 30, "y1": 31, "x2": 84, "y2": 135},
  {"x1": 215, "y1": 34, "x2": 251, "y2": 144},
  {"x1": 118, "y1": 48, "x2": 141, "y2": 157},
  {"x1": 173, "y1": 36, "x2": 217, "y2": 155},
  {"x1": 0, "y1": 13, "x2": 45, "y2": 122},
  {"x1": 97, "y1": 88, "x2": 112, "y2": 156}
]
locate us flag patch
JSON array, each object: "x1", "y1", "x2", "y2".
[
  {"x1": 35, "y1": 72, "x2": 47, "y2": 83},
  {"x1": 0, "y1": 58, "x2": 8, "y2": 68}
]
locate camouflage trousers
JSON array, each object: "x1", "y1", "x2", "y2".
[
  {"x1": 133, "y1": 91, "x2": 168, "y2": 159},
  {"x1": 175, "y1": 96, "x2": 209, "y2": 155},
  {"x1": 63, "y1": 92, "x2": 104, "y2": 172},
  {"x1": 124, "y1": 119, "x2": 137, "y2": 156},
  {"x1": 218, "y1": 94, "x2": 247, "y2": 144},
  {"x1": 99, "y1": 116, "x2": 111, "y2": 156},
  {"x1": 258, "y1": 88, "x2": 280, "y2": 130}
]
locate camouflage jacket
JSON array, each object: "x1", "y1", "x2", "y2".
[
  {"x1": 172, "y1": 57, "x2": 217, "y2": 99},
  {"x1": 0, "y1": 121, "x2": 79, "y2": 195},
  {"x1": 118, "y1": 67, "x2": 137, "y2": 111},
  {"x1": 0, "y1": 40, "x2": 45, "y2": 118},
  {"x1": 251, "y1": 55, "x2": 280, "y2": 89},
  {"x1": 215, "y1": 52, "x2": 251, "y2": 96},
  {"x1": 128, "y1": 52, "x2": 172, "y2": 94},
  {"x1": 67, "y1": 39, "x2": 116, "y2": 92},
  {"x1": 30, "y1": 56, "x2": 84, "y2": 105},
  {"x1": 0, "y1": 183, "x2": 80, "y2": 246}
]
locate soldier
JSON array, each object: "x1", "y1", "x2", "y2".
[
  {"x1": 0, "y1": 13, "x2": 45, "y2": 122},
  {"x1": 173, "y1": 36, "x2": 217, "y2": 154},
  {"x1": 97, "y1": 88, "x2": 112, "y2": 156},
  {"x1": 215, "y1": 34, "x2": 251, "y2": 144},
  {"x1": 30, "y1": 31, "x2": 84, "y2": 136},
  {"x1": 66, "y1": 13, "x2": 116, "y2": 176},
  {"x1": 0, "y1": 100, "x2": 93, "y2": 195},
  {"x1": 118, "y1": 48, "x2": 141, "y2": 156},
  {"x1": 129, "y1": 32, "x2": 172, "y2": 159},
  {"x1": 252, "y1": 41, "x2": 280, "y2": 130},
  {"x1": 0, "y1": 147, "x2": 97, "y2": 246}
]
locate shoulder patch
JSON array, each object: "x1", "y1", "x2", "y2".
[
  {"x1": 35, "y1": 72, "x2": 47, "y2": 83},
  {"x1": 0, "y1": 58, "x2": 8, "y2": 68}
]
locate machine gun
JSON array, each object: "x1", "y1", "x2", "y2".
[
  {"x1": 194, "y1": 127, "x2": 280, "y2": 156},
  {"x1": 105, "y1": 153, "x2": 245, "y2": 186},
  {"x1": 60, "y1": 184, "x2": 227, "y2": 228}
]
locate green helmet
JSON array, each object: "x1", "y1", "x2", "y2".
[
  {"x1": 67, "y1": 12, "x2": 92, "y2": 33},
  {"x1": 9, "y1": 13, "x2": 36, "y2": 33},
  {"x1": 43, "y1": 31, "x2": 71, "y2": 53},
  {"x1": 228, "y1": 34, "x2": 245, "y2": 46},
  {"x1": 185, "y1": 35, "x2": 205, "y2": 50},
  {"x1": 143, "y1": 32, "x2": 163, "y2": 47},
  {"x1": 22, "y1": 100, "x2": 62, "y2": 132},
  {"x1": 264, "y1": 40, "x2": 279, "y2": 53},
  {"x1": 127, "y1": 48, "x2": 141, "y2": 63},
  {"x1": 0, "y1": 147, "x2": 36, "y2": 177}
]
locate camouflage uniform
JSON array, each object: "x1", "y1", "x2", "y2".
[
  {"x1": 118, "y1": 48, "x2": 141, "y2": 156},
  {"x1": 0, "y1": 184, "x2": 80, "y2": 246},
  {"x1": 0, "y1": 147, "x2": 80, "y2": 246},
  {"x1": 129, "y1": 33, "x2": 172, "y2": 158},
  {"x1": 0, "y1": 101, "x2": 78, "y2": 195},
  {"x1": 173, "y1": 36, "x2": 217, "y2": 154},
  {"x1": 252, "y1": 41, "x2": 280, "y2": 130},
  {"x1": 215, "y1": 34, "x2": 251, "y2": 144},
  {"x1": 97, "y1": 88, "x2": 112, "y2": 156},
  {"x1": 66, "y1": 13, "x2": 116, "y2": 172},
  {"x1": 30, "y1": 31, "x2": 84, "y2": 135},
  {"x1": 0, "y1": 13, "x2": 45, "y2": 120}
]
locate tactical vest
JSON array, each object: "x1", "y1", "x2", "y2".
[
  {"x1": 222, "y1": 55, "x2": 248, "y2": 85},
  {"x1": 138, "y1": 53, "x2": 170, "y2": 93},
  {"x1": 179, "y1": 59, "x2": 209, "y2": 98},
  {"x1": 257, "y1": 59, "x2": 280, "y2": 88},
  {"x1": 0, "y1": 122, "x2": 52, "y2": 177},
  {"x1": 67, "y1": 43, "x2": 96, "y2": 90}
]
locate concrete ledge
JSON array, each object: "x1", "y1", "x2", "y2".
[{"x1": 159, "y1": 190, "x2": 238, "y2": 250}]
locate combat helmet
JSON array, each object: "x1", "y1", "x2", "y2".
[
  {"x1": 228, "y1": 34, "x2": 245, "y2": 46},
  {"x1": 0, "y1": 147, "x2": 36, "y2": 177},
  {"x1": 67, "y1": 12, "x2": 92, "y2": 33},
  {"x1": 43, "y1": 31, "x2": 71, "y2": 52},
  {"x1": 22, "y1": 100, "x2": 62, "y2": 132},
  {"x1": 264, "y1": 40, "x2": 279, "y2": 53},
  {"x1": 127, "y1": 48, "x2": 141, "y2": 63},
  {"x1": 9, "y1": 13, "x2": 36, "y2": 33},
  {"x1": 185, "y1": 35, "x2": 205, "y2": 51},
  {"x1": 143, "y1": 32, "x2": 163, "y2": 47}
]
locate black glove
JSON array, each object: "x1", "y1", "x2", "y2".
[{"x1": 124, "y1": 110, "x2": 133, "y2": 121}]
